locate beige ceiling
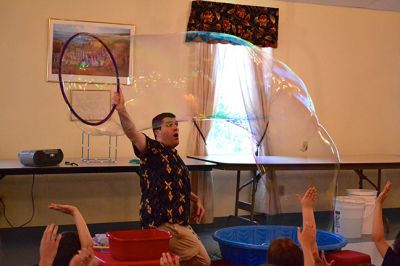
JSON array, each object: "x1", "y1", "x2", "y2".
[{"x1": 275, "y1": 0, "x2": 400, "y2": 12}]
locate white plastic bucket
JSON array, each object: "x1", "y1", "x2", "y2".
[
  {"x1": 334, "y1": 196, "x2": 365, "y2": 238},
  {"x1": 346, "y1": 189, "x2": 377, "y2": 234}
]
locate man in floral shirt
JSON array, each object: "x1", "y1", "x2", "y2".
[{"x1": 114, "y1": 92, "x2": 210, "y2": 266}]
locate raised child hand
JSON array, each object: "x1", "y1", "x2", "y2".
[
  {"x1": 48, "y1": 203, "x2": 78, "y2": 216},
  {"x1": 296, "y1": 186, "x2": 318, "y2": 208},
  {"x1": 68, "y1": 247, "x2": 100, "y2": 266},
  {"x1": 160, "y1": 252, "x2": 179, "y2": 266},
  {"x1": 376, "y1": 181, "x2": 392, "y2": 204},
  {"x1": 39, "y1": 224, "x2": 62, "y2": 266}
]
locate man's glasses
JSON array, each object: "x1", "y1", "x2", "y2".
[{"x1": 162, "y1": 121, "x2": 179, "y2": 127}]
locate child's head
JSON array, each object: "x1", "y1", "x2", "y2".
[
  {"x1": 52, "y1": 231, "x2": 81, "y2": 266},
  {"x1": 267, "y1": 237, "x2": 303, "y2": 266}
]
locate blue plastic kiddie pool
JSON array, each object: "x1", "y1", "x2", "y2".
[{"x1": 213, "y1": 225, "x2": 347, "y2": 266}]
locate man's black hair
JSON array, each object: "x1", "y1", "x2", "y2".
[{"x1": 152, "y1": 112, "x2": 176, "y2": 139}]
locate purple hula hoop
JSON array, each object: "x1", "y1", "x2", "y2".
[{"x1": 58, "y1": 32, "x2": 121, "y2": 126}]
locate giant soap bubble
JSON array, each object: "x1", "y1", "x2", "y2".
[{"x1": 57, "y1": 31, "x2": 339, "y2": 229}]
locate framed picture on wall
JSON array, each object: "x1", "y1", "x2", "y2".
[{"x1": 47, "y1": 18, "x2": 135, "y2": 84}]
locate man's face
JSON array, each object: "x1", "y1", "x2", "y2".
[{"x1": 155, "y1": 118, "x2": 179, "y2": 148}]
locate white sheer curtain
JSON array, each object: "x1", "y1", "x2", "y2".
[
  {"x1": 189, "y1": 42, "x2": 279, "y2": 219},
  {"x1": 251, "y1": 49, "x2": 280, "y2": 215},
  {"x1": 234, "y1": 46, "x2": 280, "y2": 214},
  {"x1": 189, "y1": 42, "x2": 218, "y2": 224}
]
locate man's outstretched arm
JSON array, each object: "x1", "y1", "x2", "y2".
[{"x1": 113, "y1": 91, "x2": 146, "y2": 153}]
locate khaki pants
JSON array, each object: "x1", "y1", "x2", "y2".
[{"x1": 158, "y1": 223, "x2": 211, "y2": 266}]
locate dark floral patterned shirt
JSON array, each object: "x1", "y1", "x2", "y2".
[{"x1": 134, "y1": 134, "x2": 191, "y2": 229}]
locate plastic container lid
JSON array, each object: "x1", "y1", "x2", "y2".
[
  {"x1": 335, "y1": 196, "x2": 365, "y2": 204},
  {"x1": 346, "y1": 189, "x2": 377, "y2": 197}
]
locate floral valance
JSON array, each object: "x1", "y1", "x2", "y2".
[{"x1": 186, "y1": 0, "x2": 279, "y2": 48}]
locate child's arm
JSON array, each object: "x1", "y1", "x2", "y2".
[
  {"x1": 49, "y1": 203, "x2": 93, "y2": 248},
  {"x1": 372, "y1": 181, "x2": 392, "y2": 257},
  {"x1": 297, "y1": 186, "x2": 318, "y2": 253}
]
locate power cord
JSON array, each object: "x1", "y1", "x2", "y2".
[{"x1": 0, "y1": 174, "x2": 35, "y2": 228}]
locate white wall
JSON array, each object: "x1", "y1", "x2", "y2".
[{"x1": 0, "y1": 0, "x2": 399, "y2": 227}]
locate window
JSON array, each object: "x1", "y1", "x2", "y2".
[{"x1": 206, "y1": 44, "x2": 272, "y2": 155}]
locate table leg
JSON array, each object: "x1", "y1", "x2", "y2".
[
  {"x1": 235, "y1": 170, "x2": 240, "y2": 216},
  {"x1": 354, "y1": 169, "x2": 380, "y2": 192},
  {"x1": 227, "y1": 170, "x2": 258, "y2": 225}
]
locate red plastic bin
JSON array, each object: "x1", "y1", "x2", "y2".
[
  {"x1": 94, "y1": 249, "x2": 160, "y2": 266},
  {"x1": 106, "y1": 229, "x2": 171, "y2": 261}
]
